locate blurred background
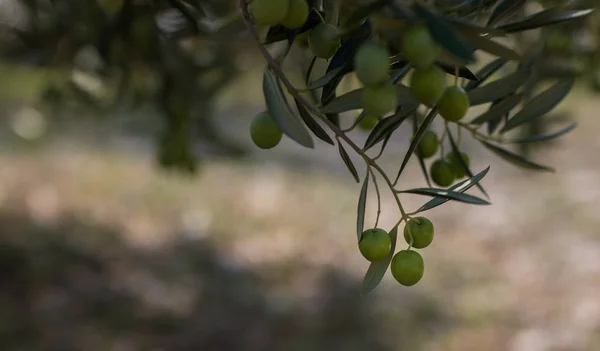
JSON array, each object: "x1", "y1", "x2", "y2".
[{"x1": 1, "y1": 1, "x2": 600, "y2": 350}]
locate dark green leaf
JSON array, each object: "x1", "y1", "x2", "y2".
[
  {"x1": 321, "y1": 89, "x2": 363, "y2": 114},
  {"x1": 389, "y1": 62, "x2": 412, "y2": 83},
  {"x1": 468, "y1": 69, "x2": 531, "y2": 105},
  {"x1": 480, "y1": 139, "x2": 554, "y2": 171},
  {"x1": 487, "y1": 0, "x2": 526, "y2": 26},
  {"x1": 416, "y1": 166, "x2": 491, "y2": 213},
  {"x1": 305, "y1": 56, "x2": 317, "y2": 85},
  {"x1": 294, "y1": 99, "x2": 334, "y2": 145},
  {"x1": 446, "y1": 126, "x2": 488, "y2": 197},
  {"x1": 413, "y1": 114, "x2": 432, "y2": 187},
  {"x1": 357, "y1": 170, "x2": 370, "y2": 241},
  {"x1": 459, "y1": 30, "x2": 521, "y2": 60},
  {"x1": 469, "y1": 94, "x2": 523, "y2": 125},
  {"x1": 505, "y1": 123, "x2": 577, "y2": 144},
  {"x1": 346, "y1": 0, "x2": 391, "y2": 26},
  {"x1": 361, "y1": 225, "x2": 398, "y2": 295},
  {"x1": 436, "y1": 61, "x2": 479, "y2": 81},
  {"x1": 264, "y1": 10, "x2": 324, "y2": 44},
  {"x1": 398, "y1": 188, "x2": 491, "y2": 205},
  {"x1": 415, "y1": 3, "x2": 476, "y2": 63},
  {"x1": 465, "y1": 57, "x2": 507, "y2": 91},
  {"x1": 339, "y1": 142, "x2": 360, "y2": 183},
  {"x1": 263, "y1": 71, "x2": 314, "y2": 148},
  {"x1": 394, "y1": 108, "x2": 438, "y2": 184},
  {"x1": 496, "y1": 8, "x2": 594, "y2": 33},
  {"x1": 363, "y1": 103, "x2": 417, "y2": 150},
  {"x1": 308, "y1": 66, "x2": 346, "y2": 90},
  {"x1": 500, "y1": 78, "x2": 574, "y2": 133}
]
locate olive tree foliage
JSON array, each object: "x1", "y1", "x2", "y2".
[
  {"x1": 241, "y1": 0, "x2": 597, "y2": 292},
  {"x1": 0, "y1": 0, "x2": 241, "y2": 172}
]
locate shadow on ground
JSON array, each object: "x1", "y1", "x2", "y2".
[{"x1": 0, "y1": 210, "x2": 448, "y2": 351}]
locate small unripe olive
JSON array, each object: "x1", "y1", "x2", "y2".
[
  {"x1": 410, "y1": 66, "x2": 447, "y2": 107},
  {"x1": 354, "y1": 42, "x2": 390, "y2": 86},
  {"x1": 402, "y1": 25, "x2": 438, "y2": 68},
  {"x1": 403, "y1": 217, "x2": 434, "y2": 249},
  {"x1": 308, "y1": 24, "x2": 340, "y2": 59},
  {"x1": 250, "y1": 111, "x2": 283, "y2": 149},
  {"x1": 438, "y1": 86, "x2": 470, "y2": 122},
  {"x1": 417, "y1": 130, "x2": 439, "y2": 158},
  {"x1": 362, "y1": 83, "x2": 397, "y2": 117},
  {"x1": 280, "y1": 0, "x2": 309, "y2": 29},
  {"x1": 391, "y1": 250, "x2": 424, "y2": 286},
  {"x1": 359, "y1": 228, "x2": 391, "y2": 262},
  {"x1": 445, "y1": 151, "x2": 470, "y2": 179},
  {"x1": 250, "y1": 0, "x2": 290, "y2": 26},
  {"x1": 358, "y1": 113, "x2": 380, "y2": 131},
  {"x1": 430, "y1": 159, "x2": 455, "y2": 187}
]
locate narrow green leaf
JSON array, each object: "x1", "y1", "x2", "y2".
[
  {"x1": 321, "y1": 89, "x2": 363, "y2": 114},
  {"x1": 361, "y1": 225, "x2": 398, "y2": 295},
  {"x1": 394, "y1": 108, "x2": 439, "y2": 184},
  {"x1": 363, "y1": 103, "x2": 417, "y2": 150},
  {"x1": 468, "y1": 69, "x2": 531, "y2": 105},
  {"x1": 469, "y1": 94, "x2": 523, "y2": 125},
  {"x1": 263, "y1": 71, "x2": 314, "y2": 148},
  {"x1": 416, "y1": 166, "x2": 491, "y2": 213},
  {"x1": 487, "y1": 0, "x2": 526, "y2": 26},
  {"x1": 480, "y1": 139, "x2": 554, "y2": 172},
  {"x1": 436, "y1": 61, "x2": 479, "y2": 81},
  {"x1": 465, "y1": 57, "x2": 507, "y2": 91},
  {"x1": 415, "y1": 3, "x2": 476, "y2": 63},
  {"x1": 496, "y1": 8, "x2": 594, "y2": 33},
  {"x1": 308, "y1": 66, "x2": 346, "y2": 90},
  {"x1": 446, "y1": 126, "x2": 488, "y2": 198},
  {"x1": 413, "y1": 114, "x2": 432, "y2": 187},
  {"x1": 500, "y1": 78, "x2": 574, "y2": 133},
  {"x1": 338, "y1": 142, "x2": 360, "y2": 183},
  {"x1": 357, "y1": 170, "x2": 370, "y2": 241},
  {"x1": 390, "y1": 63, "x2": 412, "y2": 83},
  {"x1": 346, "y1": 0, "x2": 391, "y2": 26},
  {"x1": 505, "y1": 123, "x2": 577, "y2": 144},
  {"x1": 294, "y1": 99, "x2": 335, "y2": 145},
  {"x1": 305, "y1": 56, "x2": 317, "y2": 85},
  {"x1": 459, "y1": 30, "x2": 521, "y2": 60},
  {"x1": 398, "y1": 188, "x2": 491, "y2": 205}
]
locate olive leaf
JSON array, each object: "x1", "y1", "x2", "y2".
[
  {"x1": 357, "y1": 170, "x2": 370, "y2": 241},
  {"x1": 465, "y1": 57, "x2": 507, "y2": 91},
  {"x1": 394, "y1": 108, "x2": 439, "y2": 184},
  {"x1": 397, "y1": 187, "x2": 491, "y2": 205},
  {"x1": 364, "y1": 103, "x2": 418, "y2": 150},
  {"x1": 446, "y1": 126, "x2": 488, "y2": 198},
  {"x1": 263, "y1": 71, "x2": 314, "y2": 148},
  {"x1": 480, "y1": 139, "x2": 554, "y2": 172},
  {"x1": 500, "y1": 78, "x2": 574, "y2": 133},
  {"x1": 338, "y1": 142, "x2": 360, "y2": 183},
  {"x1": 496, "y1": 8, "x2": 594, "y2": 33},
  {"x1": 361, "y1": 224, "x2": 398, "y2": 295},
  {"x1": 412, "y1": 114, "x2": 432, "y2": 187},
  {"x1": 505, "y1": 123, "x2": 577, "y2": 144},
  {"x1": 294, "y1": 99, "x2": 334, "y2": 145},
  {"x1": 468, "y1": 69, "x2": 531, "y2": 105},
  {"x1": 469, "y1": 94, "x2": 523, "y2": 125},
  {"x1": 416, "y1": 166, "x2": 491, "y2": 213},
  {"x1": 487, "y1": 0, "x2": 526, "y2": 26}
]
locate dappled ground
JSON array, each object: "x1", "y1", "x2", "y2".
[{"x1": 1, "y1": 81, "x2": 600, "y2": 350}]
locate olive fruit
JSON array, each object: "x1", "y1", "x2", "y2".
[
  {"x1": 403, "y1": 217, "x2": 434, "y2": 249},
  {"x1": 358, "y1": 113, "x2": 380, "y2": 131},
  {"x1": 358, "y1": 228, "x2": 391, "y2": 262},
  {"x1": 354, "y1": 42, "x2": 390, "y2": 86},
  {"x1": 430, "y1": 159, "x2": 455, "y2": 187},
  {"x1": 308, "y1": 24, "x2": 340, "y2": 59},
  {"x1": 445, "y1": 151, "x2": 470, "y2": 179},
  {"x1": 250, "y1": 111, "x2": 283, "y2": 149},
  {"x1": 410, "y1": 66, "x2": 447, "y2": 107},
  {"x1": 391, "y1": 250, "x2": 425, "y2": 286},
  {"x1": 250, "y1": 0, "x2": 289, "y2": 26},
  {"x1": 362, "y1": 83, "x2": 397, "y2": 117},
  {"x1": 417, "y1": 130, "x2": 438, "y2": 158},
  {"x1": 438, "y1": 86, "x2": 470, "y2": 122},
  {"x1": 280, "y1": 0, "x2": 309, "y2": 29},
  {"x1": 402, "y1": 25, "x2": 438, "y2": 68}
]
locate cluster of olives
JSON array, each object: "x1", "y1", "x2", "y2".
[
  {"x1": 359, "y1": 216, "x2": 435, "y2": 286},
  {"x1": 249, "y1": 0, "x2": 309, "y2": 29},
  {"x1": 417, "y1": 129, "x2": 471, "y2": 187}
]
